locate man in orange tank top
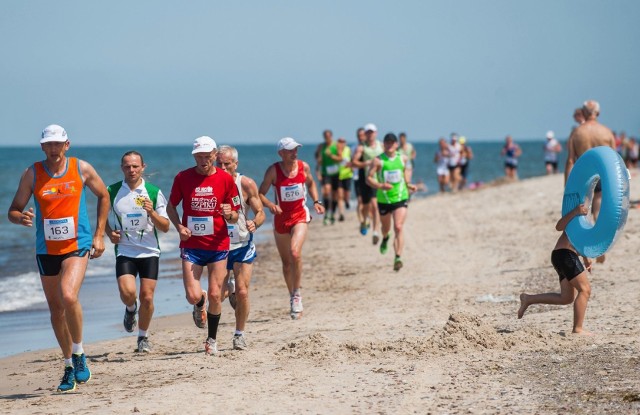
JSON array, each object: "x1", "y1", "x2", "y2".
[
  {"x1": 258, "y1": 137, "x2": 324, "y2": 319},
  {"x1": 8, "y1": 125, "x2": 110, "y2": 393}
]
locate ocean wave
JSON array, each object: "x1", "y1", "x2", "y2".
[{"x1": 0, "y1": 272, "x2": 47, "y2": 312}]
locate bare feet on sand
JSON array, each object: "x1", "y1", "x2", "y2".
[
  {"x1": 572, "y1": 330, "x2": 595, "y2": 336},
  {"x1": 596, "y1": 255, "x2": 606, "y2": 264},
  {"x1": 517, "y1": 293, "x2": 528, "y2": 319}
]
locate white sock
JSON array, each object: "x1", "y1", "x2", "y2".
[
  {"x1": 234, "y1": 330, "x2": 244, "y2": 336},
  {"x1": 64, "y1": 358, "x2": 73, "y2": 367},
  {"x1": 126, "y1": 300, "x2": 137, "y2": 312},
  {"x1": 72, "y1": 342, "x2": 83, "y2": 355},
  {"x1": 138, "y1": 329, "x2": 148, "y2": 338}
]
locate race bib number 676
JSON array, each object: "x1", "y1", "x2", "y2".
[{"x1": 280, "y1": 184, "x2": 304, "y2": 202}]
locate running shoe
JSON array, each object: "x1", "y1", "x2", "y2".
[
  {"x1": 72, "y1": 353, "x2": 91, "y2": 384},
  {"x1": 393, "y1": 257, "x2": 403, "y2": 272},
  {"x1": 380, "y1": 236, "x2": 389, "y2": 254},
  {"x1": 57, "y1": 366, "x2": 76, "y2": 393},
  {"x1": 192, "y1": 290, "x2": 207, "y2": 329},
  {"x1": 290, "y1": 294, "x2": 303, "y2": 319},
  {"x1": 323, "y1": 216, "x2": 330, "y2": 226},
  {"x1": 372, "y1": 232, "x2": 380, "y2": 245},
  {"x1": 359, "y1": 222, "x2": 368, "y2": 236},
  {"x1": 338, "y1": 214, "x2": 345, "y2": 222},
  {"x1": 204, "y1": 337, "x2": 218, "y2": 356},
  {"x1": 233, "y1": 334, "x2": 247, "y2": 350},
  {"x1": 330, "y1": 215, "x2": 335, "y2": 225},
  {"x1": 123, "y1": 303, "x2": 137, "y2": 333},
  {"x1": 137, "y1": 336, "x2": 151, "y2": 353}
]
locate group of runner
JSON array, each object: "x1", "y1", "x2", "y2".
[
  {"x1": 7, "y1": 129, "x2": 327, "y2": 392},
  {"x1": 434, "y1": 132, "x2": 473, "y2": 192}
]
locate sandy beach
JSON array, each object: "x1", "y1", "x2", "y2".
[{"x1": 1, "y1": 173, "x2": 639, "y2": 414}]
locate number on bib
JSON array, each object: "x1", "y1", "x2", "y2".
[
  {"x1": 44, "y1": 217, "x2": 76, "y2": 241},
  {"x1": 187, "y1": 216, "x2": 214, "y2": 236},
  {"x1": 122, "y1": 212, "x2": 148, "y2": 232},
  {"x1": 326, "y1": 164, "x2": 339, "y2": 175},
  {"x1": 227, "y1": 224, "x2": 240, "y2": 244},
  {"x1": 383, "y1": 169, "x2": 403, "y2": 184},
  {"x1": 280, "y1": 184, "x2": 304, "y2": 202}
]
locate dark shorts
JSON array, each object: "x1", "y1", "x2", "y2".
[
  {"x1": 116, "y1": 255, "x2": 159, "y2": 280},
  {"x1": 551, "y1": 249, "x2": 585, "y2": 281},
  {"x1": 354, "y1": 175, "x2": 365, "y2": 198},
  {"x1": 378, "y1": 200, "x2": 409, "y2": 216},
  {"x1": 448, "y1": 165, "x2": 459, "y2": 172},
  {"x1": 180, "y1": 248, "x2": 229, "y2": 266},
  {"x1": 361, "y1": 183, "x2": 376, "y2": 204},
  {"x1": 36, "y1": 249, "x2": 90, "y2": 276},
  {"x1": 545, "y1": 161, "x2": 558, "y2": 171},
  {"x1": 505, "y1": 161, "x2": 518, "y2": 170},
  {"x1": 339, "y1": 178, "x2": 352, "y2": 191},
  {"x1": 321, "y1": 174, "x2": 340, "y2": 191},
  {"x1": 227, "y1": 241, "x2": 257, "y2": 270},
  {"x1": 460, "y1": 163, "x2": 469, "y2": 178}
]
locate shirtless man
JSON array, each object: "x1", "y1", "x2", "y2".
[
  {"x1": 216, "y1": 145, "x2": 265, "y2": 350},
  {"x1": 258, "y1": 137, "x2": 324, "y2": 319},
  {"x1": 565, "y1": 100, "x2": 615, "y2": 263},
  {"x1": 8, "y1": 124, "x2": 109, "y2": 392}
]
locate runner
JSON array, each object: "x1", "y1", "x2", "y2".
[
  {"x1": 314, "y1": 129, "x2": 340, "y2": 225},
  {"x1": 434, "y1": 137, "x2": 451, "y2": 192},
  {"x1": 351, "y1": 123, "x2": 383, "y2": 244},
  {"x1": 351, "y1": 127, "x2": 367, "y2": 232},
  {"x1": 106, "y1": 151, "x2": 170, "y2": 353},
  {"x1": 166, "y1": 136, "x2": 241, "y2": 356},
  {"x1": 8, "y1": 124, "x2": 109, "y2": 392},
  {"x1": 448, "y1": 133, "x2": 462, "y2": 192},
  {"x1": 330, "y1": 137, "x2": 353, "y2": 222},
  {"x1": 366, "y1": 133, "x2": 417, "y2": 271},
  {"x1": 258, "y1": 137, "x2": 324, "y2": 319},
  {"x1": 215, "y1": 145, "x2": 265, "y2": 350}
]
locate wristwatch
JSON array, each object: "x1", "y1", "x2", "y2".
[{"x1": 313, "y1": 200, "x2": 322, "y2": 205}]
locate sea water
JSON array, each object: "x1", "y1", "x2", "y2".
[{"x1": 0, "y1": 139, "x2": 565, "y2": 357}]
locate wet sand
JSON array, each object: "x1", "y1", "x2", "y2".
[{"x1": 1, "y1": 174, "x2": 639, "y2": 414}]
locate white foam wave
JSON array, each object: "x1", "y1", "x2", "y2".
[{"x1": 0, "y1": 272, "x2": 47, "y2": 312}]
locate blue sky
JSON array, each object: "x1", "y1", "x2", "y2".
[{"x1": 1, "y1": 1, "x2": 638, "y2": 145}]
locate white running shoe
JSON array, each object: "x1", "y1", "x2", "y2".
[
  {"x1": 291, "y1": 295, "x2": 303, "y2": 314},
  {"x1": 204, "y1": 337, "x2": 218, "y2": 356}
]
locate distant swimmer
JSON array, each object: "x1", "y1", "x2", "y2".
[
  {"x1": 518, "y1": 203, "x2": 593, "y2": 335},
  {"x1": 258, "y1": 137, "x2": 324, "y2": 319},
  {"x1": 434, "y1": 137, "x2": 451, "y2": 192},
  {"x1": 106, "y1": 151, "x2": 170, "y2": 353},
  {"x1": 216, "y1": 145, "x2": 265, "y2": 350},
  {"x1": 565, "y1": 100, "x2": 615, "y2": 263},
  {"x1": 166, "y1": 136, "x2": 241, "y2": 356},
  {"x1": 544, "y1": 131, "x2": 562, "y2": 175},
  {"x1": 315, "y1": 129, "x2": 340, "y2": 225},
  {"x1": 351, "y1": 123, "x2": 383, "y2": 244},
  {"x1": 8, "y1": 124, "x2": 110, "y2": 392},
  {"x1": 501, "y1": 135, "x2": 522, "y2": 180},
  {"x1": 366, "y1": 133, "x2": 417, "y2": 271}
]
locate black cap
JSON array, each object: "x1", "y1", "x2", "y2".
[{"x1": 383, "y1": 133, "x2": 398, "y2": 142}]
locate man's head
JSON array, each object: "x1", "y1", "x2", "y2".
[
  {"x1": 40, "y1": 124, "x2": 70, "y2": 158},
  {"x1": 399, "y1": 132, "x2": 407, "y2": 144},
  {"x1": 216, "y1": 145, "x2": 239, "y2": 176},
  {"x1": 364, "y1": 123, "x2": 377, "y2": 143},
  {"x1": 546, "y1": 130, "x2": 555, "y2": 140},
  {"x1": 356, "y1": 127, "x2": 365, "y2": 144},
  {"x1": 121, "y1": 150, "x2": 145, "y2": 183},
  {"x1": 450, "y1": 132, "x2": 458, "y2": 144},
  {"x1": 191, "y1": 136, "x2": 217, "y2": 173},
  {"x1": 322, "y1": 129, "x2": 333, "y2": 143},
  {"x1": 573, "y1": 108, "x2": 585, "y2": 124},
  {"x1": 277, "y1": 137, "x2": 302, "y2": 161},
  {"x1": 581, "y1": 100, "x2": 600, "y2": 120},
  {"x1": 383, "y1": 133, "x2": 399, "y2": 152}
]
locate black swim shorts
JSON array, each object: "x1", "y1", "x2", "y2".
[
  {"x1": 378, "y1": 200, "x2": 409, "y2": 216},
  {"x1": 551, "y1": 249, "x2": 585, "y2": 281},
  {"x1": 116, "y1": 255, "x2": 160, "y2": 280},
  {"x1": 36, "y1": 249, "x2": 90, "y2": 276}
]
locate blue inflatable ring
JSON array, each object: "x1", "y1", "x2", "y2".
[{"x1": 562, "y1": 146, "x2": 630, "y2": 258}]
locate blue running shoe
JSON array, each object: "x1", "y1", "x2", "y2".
[
  {"x1": 72, "y1": 353, "x2": 91, "y2": 384},
  {"x1": 359, "y1": 222, "x2": 368, "y2": 236},
  {"x1": 57, "y1": 366, "x2": 76, "y2": 393}
]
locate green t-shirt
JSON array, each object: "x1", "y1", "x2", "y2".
[
  {"x1": 321, "y1": 143, "x2": 340, "y2": 176},
  {"x1": 376, "y1": 152, "x2": 409, "y2": 204}
]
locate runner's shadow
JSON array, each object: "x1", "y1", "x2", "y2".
[{"x1": 0, "y1": 393, "x2": 43, "y2": 400}]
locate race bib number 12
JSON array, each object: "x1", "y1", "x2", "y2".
[{"x1": 122, "y1": 212, "x2": 148, "y2": 232}]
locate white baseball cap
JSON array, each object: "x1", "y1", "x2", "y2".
[
  {"x1": 277, "y1": 137, "x2": 302, "y2": 151},
  {"x1": 192, "y1": 136, "x2": 217, "y2": 154},
  {"x1": 40, "y1": 124, "x2": 68, "y2": 144},
  {"x1": 546, "y1": 130, "x2": 555, "y2": 139},
  {"x1": 364, "y1": 123, "x2": 377, "y2": 133}
]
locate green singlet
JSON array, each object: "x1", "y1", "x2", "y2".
[
  {"x1": 338, "y1": 146, "x2": 353, "y2": 180},
  {"x1": 376, "y1": 152, "x2": 409, "y2": 204},
  {"x1": 321, "y1": 143, "x2": 340, "y2": 176}
]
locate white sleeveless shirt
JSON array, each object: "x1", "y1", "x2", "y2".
[{"x1": 227, "y1": 173, "x2": 252, "y2": 250}]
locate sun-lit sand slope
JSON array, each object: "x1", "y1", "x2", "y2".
[{"x1": 2, "y1": 173, "x2": 639, "y2": 414}]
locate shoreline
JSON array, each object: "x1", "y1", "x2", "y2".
[{"x1": 2, "y1": 173, "x2": 639, "y2": 413}]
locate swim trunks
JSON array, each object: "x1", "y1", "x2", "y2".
[
  {"x1": 551, "y1": 249, "x2": 585, "y2": 281},
  {"x1": 180, "y1": 248, "x2": 229, "y2": 266}
]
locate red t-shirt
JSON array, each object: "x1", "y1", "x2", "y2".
[
  {"x1": 169, "y1": 167, "x2": 240, "y2": 251},
  {"x1": 274, "y1": 160, "x2": 308, "y2": 214}
]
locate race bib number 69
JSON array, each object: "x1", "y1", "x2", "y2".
[{"x1": 187, "y1": 216, "x2": 214, "y2": 236}]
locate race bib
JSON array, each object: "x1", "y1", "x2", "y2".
[
  {"x1": 122, "y1": 212, "x2": 148, "y2": 232},
  {"x1": 227, "y1": 224, "x2": 240, "y2": 244},
  {"x1": 384, "y1": 169, "x2": 403, "y2": 184},
  {"x1": 326, "y1": 164, "x2": 339, "y2": 175},
  {"x1": 44, "y1": 217, "x2": 76, "y2": 241},
  {"x1": 187, "y1": 216, "x2": 214, "y2": 236},
  {"x1": 280, "y1": 184, "x2": 304, "y2": 202}
]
